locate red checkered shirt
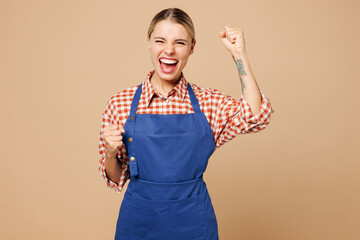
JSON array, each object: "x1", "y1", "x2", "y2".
[{"x1": 99, "y1": 70, "x2": 274, "y2": 193}]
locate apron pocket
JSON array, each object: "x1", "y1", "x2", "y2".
[
  {"x1": 125, "y1": 204, "x2": 157, "y2": 238},
  {"x1": 157, "y1": 194, "x2": 207, "y2": 239}
]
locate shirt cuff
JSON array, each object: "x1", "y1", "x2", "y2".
[
  {"x1": 238, "y1": 90, "x2": 274, "y2": 124},
  {"x1": 98, "y1": 153, "x2": 127, "y2": 193}
]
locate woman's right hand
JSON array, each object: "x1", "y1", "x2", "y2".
[{"x1": 103, "y1": 124, "x2": 126, "y2": 158}]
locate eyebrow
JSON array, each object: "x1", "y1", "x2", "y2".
[{"x1": 154, "y1": 37, "x2": 188, "y2": 42}]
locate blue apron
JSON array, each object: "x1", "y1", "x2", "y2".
[{"x1": 115, "y1": 82, "x2": 218, "y2": 240}]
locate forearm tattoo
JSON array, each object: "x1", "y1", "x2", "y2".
[
  {"x1": 233, "y1": 56, "x2": 247, "y2": 93},
  {"x1": 236, "y1": 59, "x2": 247, "y2": 76}
]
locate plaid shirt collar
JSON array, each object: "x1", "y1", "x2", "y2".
[{"x1": 142, "y1": 70, "x2": 188, "y2": 108}]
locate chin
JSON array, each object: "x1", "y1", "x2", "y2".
[
  {"x1": 160, "y1": 74, "x2": 177, "y2": 82},
  {"x1": 155, "y1": 67, "x2": 182, "y2": 82}
]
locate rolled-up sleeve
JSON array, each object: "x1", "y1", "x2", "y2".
[
  {"x1": 235, "y1": 90, "x2": 274, "y2": 132},
  {"x1": 98, "y1": 98, "x2": 130, "y2": 193},
  {"x1": 213, "y1": 89, "x2": 274, "y2": 148}
]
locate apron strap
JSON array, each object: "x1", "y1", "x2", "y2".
[
  {"x1": 187, "y1": 83, "x2": 202, "y2": 114},
  {"x1": 129, "y1": 83, "x2": 143, "y2": 116},
  {"x1": 127, "y1": 83, "x2": 143, "y2": 177}
]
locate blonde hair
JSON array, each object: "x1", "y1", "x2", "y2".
[{"x1": 147, "y1": 8, "x2": 195, "y2": 44}]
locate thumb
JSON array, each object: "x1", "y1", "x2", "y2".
[
  {"x1": 218, "y1": 30, "x2": 225, "y2": 37},
  {"x1": 219, "y1": 30, "x2": 232, "y2": 51},
  {"x1": 119, "y1": 123, "x2": 125, "y2": 133}
]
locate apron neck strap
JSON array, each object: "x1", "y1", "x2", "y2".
[
  {"x1": 187, "y1": 83, "x2": 201, "y2": 114},
  {"x1": 129, "y1": 83, "x2": 143, "y2": 117},
  {"x1": 129, "y1": 82, "x2": 202, "y2": 116}
]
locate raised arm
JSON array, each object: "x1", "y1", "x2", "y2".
[{"x1": 219, "y1": 25, "x2": 262, "y2": 115}]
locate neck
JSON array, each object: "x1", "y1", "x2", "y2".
[{"x1": 150, "y1": 71, "x2": 181, "y2": 95}]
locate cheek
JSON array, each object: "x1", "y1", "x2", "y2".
[
  {"x1": 151, "y1": 45, "x2": 162, "y2": 53},
  {"x1": 178, "y1": 50, "x2": 191, "y2": 61}
]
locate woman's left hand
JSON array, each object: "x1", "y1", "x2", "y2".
[{"x1": 218, "y1": 25, "x2": 246, "y2": 61}]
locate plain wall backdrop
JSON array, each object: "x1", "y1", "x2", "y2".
[{"x1": 1, "y1": 0, "x2": 359, "y2": 239}]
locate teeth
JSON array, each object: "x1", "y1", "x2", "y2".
[{"x1": 160, "y1": 59, "x2": 178, "y2": 64}]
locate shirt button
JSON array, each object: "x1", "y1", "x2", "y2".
[
  {"x1": 130, "y1": 116, "x2": 134, "y2": 120},
  {"x1": 130, "y1": 157, "x2": 135, "y2": 161},
  {"x1": 128, "y1": 137, "x2": 132, "y2": 142}
]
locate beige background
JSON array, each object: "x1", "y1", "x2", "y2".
[{"x1": 1, "y1": 0, "x2": 359, "y2": 239}]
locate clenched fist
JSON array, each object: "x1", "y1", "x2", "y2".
[
  {"x1": 218, "y1": 25, "x2": 246, "y2": 60},
  {"x1": 103, "y1": 124, "x2": 126, "y2": 158}
]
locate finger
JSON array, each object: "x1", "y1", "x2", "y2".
[
  {"x1": 105, "y1": 124, "x2": 118, "y2": 130},
  {"x1": 104, "y1": 128, "x2": 119, "y2": 134},
  {"x1": 104, "y1": 129, "x2": 122, "y2": 137},
  {"x1": 225, "y1": 26, "x2": 236, "y2": 35},
  {"x1": 106, "y1": 140, "x2": 123, "y2": 147},
  {"x1": 227, "y1": 35, "x2": 236, "y2": 44},
  {"x1": 226, "y1": 33, "x2": 236, "y2": 44},
  {"x1": 227, "y1": 32, "x2": 238, "y2": 39},
  {"x1": 219, "y1": 28, "x2": 233, "y2": 50},
  {"x1": 218, "y1": 30, "x2": 226, "y2": 38},
  {"x1": 111, "y1": 141, "x2": 123, "y2": 147},
  {"x1": 225, "y1": 31, "x2": 235, "y2": 43},
  {"x1": 107, "y1": 135, "x2": 123, "y2": 141},
  {"x1": 220, "y1": 35, "x2": 233, "y2": 50}
]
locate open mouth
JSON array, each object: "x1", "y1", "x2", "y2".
[{"x1": 159, "y1": 58, "x2": 178, "y2": 73}]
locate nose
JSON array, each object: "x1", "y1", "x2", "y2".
[{"x1": 164, "y1": 43, "x2": 175, "y2": 54}]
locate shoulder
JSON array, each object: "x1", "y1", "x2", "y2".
[
  {"x1": 188, "y1": 81, "x2": 232, "y2": 101},
  {"x1": 107, "y1": 83, "x2": 141, "y2": 109}
]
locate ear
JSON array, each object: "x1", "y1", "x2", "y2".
[
  {"x1": 190, "y1": 39, "x2": 196, "y2": 55},
  {"x1": 147, "y1": 35, "x2": 150, "y2": 50}
]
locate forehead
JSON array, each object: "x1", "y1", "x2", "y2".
[{"x1": 151, "y1": 20, "x2": 190, "y2": 39}]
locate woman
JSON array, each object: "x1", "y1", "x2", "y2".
[{"x1": 99, "y1": 7, "x2": 274, "y2": 240}]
